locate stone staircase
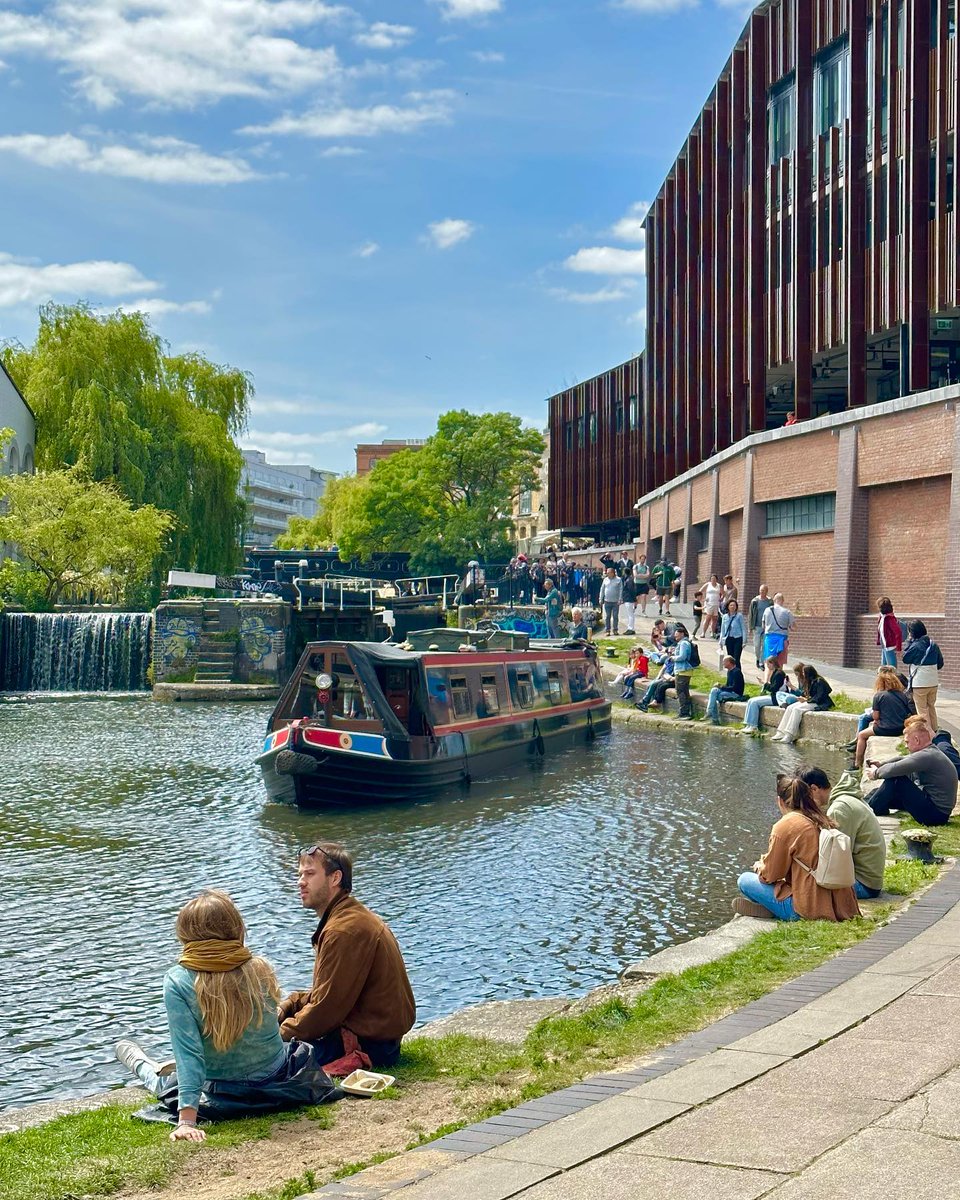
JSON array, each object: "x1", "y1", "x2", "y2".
[{"x1": 193, "y1": 605, "x2": 237, "y2": 684}]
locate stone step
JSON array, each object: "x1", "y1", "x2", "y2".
[
  {"x1": 196, "y1": 649, "x2": 235, "y2": 662},
  {"x1": 195, "y1": 672, "x2": 234, "y2": 682}
]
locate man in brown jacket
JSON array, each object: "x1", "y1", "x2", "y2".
[{"x1": 278, "y1": 842, "x2": 415, "y2": 1066}]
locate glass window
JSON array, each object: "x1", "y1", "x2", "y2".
[
  {"x1": 815, "y1": 40, "x2": 849, "y2": 137},
  {"x1": 519, "y1": 489, "x2": 532, "y2": 516},
  {"x1": 546, "y1": 670, "x2": 564, "y2": 705},
  {"x1": 480, "y1": 674, "x2": 501, "y2": 714},
  {"x1": 768, "y1": 78, "x2": 795, "y2": 163},
  {"x1": 629, "y1": 394, "x2": 639, "y2": 428},
  {"x1": 765, "y1": 493, "x2": 836, "y2": 536},
  {"x1": 513, "y1": 670, "x2": 534, "y2": 709},
  {"x1": 450, "y1": 676, "x2": 472, "y2": 718},
  {"x1": 564, "y1": 421, "x2": 573, "y2": 451},
  {"x1": 577, "y1": 416, "x2": 585, "y2": 447},
  {"x1": 589, "y1": 411, "x2": 598, "y2": 443}
]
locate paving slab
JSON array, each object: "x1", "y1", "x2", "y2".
[
  {"x1": 625, "y1": 1086, "x2": 892, "y2": 1173},
  {"x1": 505, "y1": 1152, "x2": 787, "y2": 1200},
  {"x1": 912, "y1": 959, "x2": 960, "y2": 997},
  {"x1": 864, "y1": 939, "x2": 960, "y2": 978},
  {"x1": 722, "y1": 1007, "x2": 867, "y2": 1057},
  {"x1": 805, "y1": 966, "x2": 931, "y2": 1018},
  {"x1": 760, "y1": 1127, "x2": 960, "y2": 1200},
  {"x1": 849, "y1": 992, "x2": 960, "y2": 1040},
  {"x1": 748, "y1": 1034, "x2": 960, "y2": 1102},
  {"x1": 876, "y1": 1067, "x2": 960, "y2": 1138},
  {"x1": 485, "y1": 1096, "x2": 689, "y2": 1170},
  {"x1": 623, "y1": 1049, "x2": 789, "y2": 1105},
  {"x1": 385, "y1": 1155, "x2": 558, "y2": 1200}
]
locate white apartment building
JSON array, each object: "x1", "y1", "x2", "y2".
[
  {"x1": 242, "y1": 450, "x2": 336, "y2": 547},
  {"x1": 1, "y1": 361, "x2": 35, "y2": 477}
]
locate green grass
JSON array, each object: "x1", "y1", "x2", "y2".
[{"x1": 883, "y1": 858, "x2": 940, "y2": 894}]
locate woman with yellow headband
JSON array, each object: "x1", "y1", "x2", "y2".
[{"x1": 116, "y1": 890, "x2": 336, "y2": 1140}]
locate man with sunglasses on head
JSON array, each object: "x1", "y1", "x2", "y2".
[{"x1": 277, "y1": 842, "x2": 415, "y2": 1067}]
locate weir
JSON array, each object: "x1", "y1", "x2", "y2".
[{"x1": 0, "y1": 612, "x2": 153, "y2": 692}]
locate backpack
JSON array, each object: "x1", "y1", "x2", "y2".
[
  {"x1": 687, "y1": 641, "x2": 701, "y2": 668},
  {"x1": 796, "y1": 828, "x2": 855, "y2": 889}
]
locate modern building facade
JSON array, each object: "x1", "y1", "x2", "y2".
[
  {"x1": 242, "y1": 450, "x2": 336, "y2": 547},
  {"x1": 355, "y1": 439, "x2": 425, "y2": 475},
  {"x1": 0, "y1": 361, "x2": 35, "y2": 477}
]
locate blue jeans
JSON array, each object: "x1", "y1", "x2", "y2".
[
  {"x1": 854, "y1": 880, "x2": 881, "y2": 899},
  {"x1": 881, "y1": 648, "x2": 897, "y2": 667},
  {"x1": 707, "y1": 686, "x2": 741, "y2": 720},
  {"x1": 742, "y1": 694, "x2": 774, "y2": 730},
  {"x1": 737, "y1": 871, "x2": 798, "y2": 920}
]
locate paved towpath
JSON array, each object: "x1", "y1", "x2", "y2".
[{"x1": 305, "y1": 866, "x2": 960, "y2": 1200}]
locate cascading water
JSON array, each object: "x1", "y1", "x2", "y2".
[{"x1": 0, "y1": 612, "x2": 153, "y2": 692}]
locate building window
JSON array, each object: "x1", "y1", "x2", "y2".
[
  {"x1": 929, "y1": 139, "x2": 955, "y2": 219},
  {"x1": 519, "y1": 489, "x2": 533, "y2": 516},
  {"x1": 765, "y1": 493, "x2": 836, "y2": 536},
  {"x1": 564, "y1": 421, "x2": 573, "y2": 451},
  {"x1": 577, "y1": 416, "x2": 585, "y2": 448},
  {"x1": 768, "y1": 77, "x2": 795, "y2": 163},
  {"x1": 814, "y1": 40, "x2": 849, "y2": 137},
  {"x1": 932, "y1": 0, "x2": 957, "y2": 42},
  {"x1": 628, "y1": 394, "x2": 639, "y2": 429},
  {"x1": 589, "y1": 411, "x2": 598, "y2": 443},
  {"x1": 615, "y1": 402, "x2": 624, "y2": 433}
]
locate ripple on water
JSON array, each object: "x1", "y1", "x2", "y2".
[{"x1": 0, "y1": 698, "x2": 848, "y2": 1108}]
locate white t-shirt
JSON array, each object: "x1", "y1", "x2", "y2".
[{"x1": 703, "y1": 582, "x2": 721, "y2": 612}]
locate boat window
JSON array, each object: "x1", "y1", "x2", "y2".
[
  {"x1": 546, "y1": 670, "x2": 564, "y2": 704},
  {"x1": 480, "y1": 674, "x2": 501, "y2": 714},
  {"x1": 514, "y1": 670, "x2": 534, "y2": 709},
  {"x1": 450, "y1": 676, "x2": 472, "y2": 718}
]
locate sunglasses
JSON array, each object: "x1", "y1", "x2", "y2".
[{"x1": 298, "y1": 845, "x2": 343, "y2": 873}]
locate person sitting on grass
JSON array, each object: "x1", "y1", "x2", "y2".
[
  {"x1": 864, "y1": 715, "x2": 958, "y2": 826},
  {"x1": 740, "y1": 656, "x2": 787, "y2": 733},
  {"x1": 770, "y1": 664, "x2": 834, "y2": 744},
  {"x1": 733, "y1": 774, "x2": 860, "y2": 922},
  {"x1": 851, "y1": 668, "x2": 914, "y2": 768},
  {"x1": 799, "y1": 766, "x2": 887, "y2": 900},
  {"x1": 933, "y1": 730, "x2": 960, "y2": 780},
  {"x1": 116, "y1": 890, "x2": 339, "y2": 1141},
  {"x1": 706, "y1": 656, "x2": 747, "y2": 725}
]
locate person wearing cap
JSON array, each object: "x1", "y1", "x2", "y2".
[{"x1": 279, "y1": 843, "x2": 416, "y2": 1067}]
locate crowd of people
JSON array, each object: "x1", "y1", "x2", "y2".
[{"x1": 115, "y1": 844, "x2": 415, "y2": 1138}]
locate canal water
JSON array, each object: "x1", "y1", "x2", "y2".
[{"x1": 0, "y1": 697, "x2": 847, "y2": 1110}]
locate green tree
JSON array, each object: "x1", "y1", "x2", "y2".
[
  {"x1": 0, "y1": 468, "x2": 174, "y2": 607},
  {"x1": 277, "y1": 474, "x2": 367, "y2": 550},
  {"x1": 2, "y1": 303, "x2": 251, "y2": 579}
]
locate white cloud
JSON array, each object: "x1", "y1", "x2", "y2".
[
  {"x1": 0, "y1": 132, "x2": 261, "y2": 184},
  {"x1": 319, "y1": 144, "x2": 365, "y2": 157},
  {"x1": 0, "y1": 251, "x2": 160, "y2": 307},
  {"x1": 549, "y1": 281, "x2": 639, "y2": 304},
  {"x1": 114, "y1": 297, "x2": 212, "y2": 316},
  {"x1": 470, "y1": 49, "x2": 504, "y2": 62},
  {"x1": 609, "y1": 200, "x2": 650, "y2": 243},
  {"x1": 563, "y1": 246, "x2": 646, "y2": 275},
  {"x1": 424, "y1": 218, "x2": 475, "y2": 249},
  {"x1": 243, "y1": 422, "x2": 387, "y2": 449},
  {"x1": 354, "y1": 22, "x2": 414, "y2": 49},
  {"x1": 0, "y1": 0, "x2": 347, "y2": 109},
  {"x1": 432, "y1": 0, "x2": 502, "y2": 18},
  {"x1": 357, "y1": 241, "x2": 380, "y2": 257},
  {"x1": 241, "y1": 91, "x2": 452, "y2": 137}
]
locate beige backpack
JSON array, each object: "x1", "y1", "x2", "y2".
[{"x1": 796, "y1": 828, "x2": 855, "y2": 889}]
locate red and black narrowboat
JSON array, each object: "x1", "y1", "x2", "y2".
[{"x1": 256, "y1": 633, "x2": 611, "y2": 807}]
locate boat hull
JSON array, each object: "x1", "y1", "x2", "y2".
[{"x1": 258, "y1": 703, "x2": 611, "y2": 807}]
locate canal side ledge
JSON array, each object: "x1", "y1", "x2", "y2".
[{"x1": 152, "y1": 682, "x2": 281, "y2": 702}]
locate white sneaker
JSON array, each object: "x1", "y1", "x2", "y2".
[{"x1": 115, "y1": 1039, "x2": 175, "y2": 1078}]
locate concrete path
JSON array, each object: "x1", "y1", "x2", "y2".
[{"x1": 304, "y1": 866, "x2": 960, "y2": 1200}]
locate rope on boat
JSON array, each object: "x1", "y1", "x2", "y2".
[
  {"x1": 458, "y1": 730, "x2": 471, "y2": 785},
  {"x1": 586, "y1": 709, "x2": 595, "y2": 741},
  {"x1": 532, "y1": 718, "x2": 545, "y2": 757}
]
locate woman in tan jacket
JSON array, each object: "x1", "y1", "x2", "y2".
[{"x1": 734, "y1": 774, "x2": 860, "y2": 921}]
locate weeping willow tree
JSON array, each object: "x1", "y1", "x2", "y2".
[{"x1": 2, "y1": 303, "x2": 251, "y2": 581}]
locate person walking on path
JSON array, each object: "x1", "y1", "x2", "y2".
[
  {"x1": 620, "y1": 572, "x2": 638, "y2": 635},
  {"x1": 670, "y1": 623, "x2": 696, "y2": 720},
  {"x1": 697, "y1": 574, "x2": 722, "y2": 638},
  {"x1": 851, "y1": 668, "x2": 914, "y2": 768},
  {"x1": 761, "y1": 592, "x2": 795, "y2": 667},
  {"x1": 719, "y1": 599, "x2": 747, "y2": 667},
  {"x1": 748, "y1": 584, "x2": 773, "y2": 668},
  {"x1": 903, "y1": 620, "x2": 944, "y2": 732},
  {"x1": 633, "y1": 555, "x2": 651, "y2": 616},
  {"x1": 599, "y1": 567, "x2": 623, "y2": 635},
  {"x1": 652, "y1": 558, "x2": 676, "y2": 616},
  {"x1": 543, "y1": 577, "x2": 564, "y2": 638},
  {"x1": 705, "y1": 656, "x2": 746, "y2": 724},
  {"x1": 864, "y1": 715, "x2": 957, "y2": 826},
  {"x1": 734, "y1": 774, "x2": 859, "y2": 921},
  {"x1": 876, "y1": 596, "x2": 903, "y2": 667},
  {"x1": 770, "y1": 664, "x2": 834, "y2": 743},
  {"x1": 800, "y1": 767, "x2": 887, "y2": 900}
]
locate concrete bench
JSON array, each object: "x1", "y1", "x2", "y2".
[{"x1": 697, "y1": 694, "x2": 860, "y2": 744}]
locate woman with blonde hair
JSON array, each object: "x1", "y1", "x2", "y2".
[
  {"x1": 851, "y1": 667, "x2": 914, "y2": 768},
  {"x1": 116, "y1": 890, "x2": 337, "y2": 1139},
  {"x1": 734, "y1": 774, "x2": 860, "y2": 921}
]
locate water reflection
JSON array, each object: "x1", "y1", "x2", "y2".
[{"x1": 0, "y1": 697, "x2": 846, "y2": 1108}]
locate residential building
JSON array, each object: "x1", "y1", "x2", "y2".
[
  {"x1": 0, "y1": 360, "x2": 35, "y2": 477},
  {"x1": 512, "y1": 432, "x2": 550, "y2": 555},
  {"x1": 242, "y1": 450, "x2": 336, "y2": 547},
  {"x1": 355, "y1": 439, "x2": 425, "y2": 475}
]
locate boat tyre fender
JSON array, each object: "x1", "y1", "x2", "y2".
[
  {"x1": 275, "y1": 749, "x2": 320, "y2": 776},
  {"x1": 532, "y1": 718, "x2": 545, "y2": 758}
]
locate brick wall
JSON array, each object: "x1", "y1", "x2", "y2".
[
  {"x1": 866, "y1": 477, "x2": 951, "y2": 613},
  {"x1": 691, "y1": 474, "x2": 712, "y2": 523},
  {"x1": 759, "y1": 532, "x2": 834, "y2": 617},
  {"x1": 753, "y1": 430, "x2": 838, "y2": 502},
  {"x1": 668, "y1": 486, "x2": 687, "y2": 531},
  {"x1": 858, "y1": 407, "x2": 954, "y2": 486},
  {"x1": 719, "y1": 459, "x2": 745, "y2": 514},
  {"x1": 727, "y1": 511, "x2": 744, "y2": 586}
]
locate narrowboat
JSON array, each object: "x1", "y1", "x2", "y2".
[{"x1": 256, "y1": 631, "x2": 611, "y2": 807}]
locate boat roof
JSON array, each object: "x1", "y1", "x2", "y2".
[{"x1": 299, "y1": 639, "x2": 594, "y2": 666}]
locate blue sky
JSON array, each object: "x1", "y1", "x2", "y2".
[{"x1": 0, "y1": 0, "x2": 752, "y2": 473}]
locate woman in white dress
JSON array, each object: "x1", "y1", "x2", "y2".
[{"x1": 697, "y1": 574, "x2": 722, "y2": 639}]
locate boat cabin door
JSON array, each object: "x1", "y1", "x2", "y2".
[{"x1": 383, "y1": 667, "x2": 411, "y2": 727}]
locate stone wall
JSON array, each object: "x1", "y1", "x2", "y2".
[{"x1": 153, "y1": 599, "x2": 291, "y2": 684}]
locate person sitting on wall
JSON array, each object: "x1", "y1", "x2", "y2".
[
  {"x1": 851, "y1": 668, "x2": 914, "y2": 769},
  {"x1": 864, "y1": 716, "x2": 958, "y2": 827},
  {"x1": 770, "y1": 664, "x2": 833, "y2": 744},
  {"x1": 933, "y1": 730, "x2": 960, "y2": 780},
  {"x1": 799, "y1": 767, "x2": 887, "y2": 900},
  {"x1": 739, "y1": 656, "x2": 787, "y2": 733},
  {"x1": 278, "y1": 843, "x2": 416, "y2": 1067},
  {"x1": 705, "y1": 656, "x2": 747, "y2": 725},
  {"x1": 618, "y1": 646, "x2": 650, "y2": 700},
  {"x1": 635, "y1": 655, "x2": 675, "y2": 711},
  {"x1": 733, "y1": 773, "x2": 860, "y2": 922},
  {"x1": 784, "y1": 411, "x2": 799, "y2": 426}
]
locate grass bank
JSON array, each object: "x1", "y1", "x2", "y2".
[{"x1": 2, "y1": 845, "x2": 948, "y2": 1200}]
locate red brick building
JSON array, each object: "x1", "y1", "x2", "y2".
[{"x1": 355, "y1": 439, "x2": 425, "y2": 476}]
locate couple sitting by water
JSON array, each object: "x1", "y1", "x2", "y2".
[
  {"x1": 733, "y1": 767, "x2": 888, "y2": 922},
  {"x1": 115, "y1": 843, "x2": 415, "y2": 1141},
  {"x1": 736, "y1": 659, "x2": 834, "y2": 741}
]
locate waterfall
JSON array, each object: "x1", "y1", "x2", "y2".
[{"x1": 0, "y1": 612, "x2": 154, "y2": 692}]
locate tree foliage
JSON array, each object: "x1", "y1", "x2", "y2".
[
  {"x1": 2, "y1": 303, "x2": 251, "y2": 577},
  {"x1": 281, "y1": 411, "x2": 544, "y2": 572},
  {"x1": 0, "y1": 468, "x2": 174, "y2": 607}
]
